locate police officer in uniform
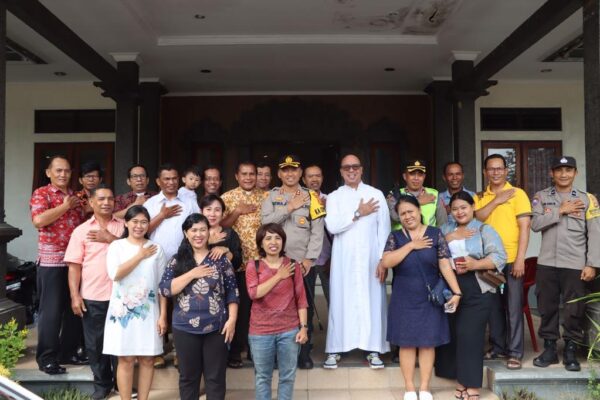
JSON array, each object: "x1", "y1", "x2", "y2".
[
  {"x1": 531, "y1": 156, "x2": 600, "y2": 371},
  {"x1": 386, "y1": 160, "x2": 447, "y2": 230},
  {"x1": 261, "y1": 154, "x2": 325, "y2": 369}
]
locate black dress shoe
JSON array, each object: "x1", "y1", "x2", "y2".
[
  {"x1": 60, "y1": 354, "x2": 89, "y2": 366},
  {"x1": 39, "y1": 362, "x2": 66, "y2": 375}
]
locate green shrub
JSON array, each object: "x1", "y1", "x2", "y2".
[
  {"x1": 42, "y1": 386, "x2": 92, "y2": 400},
  {"x1": 0, "y1": 318, "x2": 27, "y2": 376},
  {"x1": 501, "y1": 388, "x2": 540, "y2": 400}
]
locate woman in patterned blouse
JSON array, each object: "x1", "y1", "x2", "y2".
[{"x1": 159, "y1": 213, "x2": 239, "y2": 400}]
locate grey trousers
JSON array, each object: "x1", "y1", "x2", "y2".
[{"x1": 489, "y1": 263, "x2": 524, "y2": 359}]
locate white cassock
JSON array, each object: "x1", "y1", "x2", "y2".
[{"x1": 325, "y1": 181, "x2": 391, "y2": 354}]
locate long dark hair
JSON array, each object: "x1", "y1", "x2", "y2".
[
  {"x1": 395, "y1": 194, "x2": 425, "y2": 224},
  {"x1": 174, "y1": 213, "x2": 210, "y2": 276},
  {"x1": 120, "y1": 205, "x2": 151, "y2": 239}
]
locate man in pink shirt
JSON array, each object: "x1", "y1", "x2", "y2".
[{"x1": 65, "y1": 187, "x2": 124, "y2": 400}]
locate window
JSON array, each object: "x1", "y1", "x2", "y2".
[
  {"x1": 370, "y1": 142, "x2": 403, "y2": 191},
  {"x1": 33, "y1": 142, "x2": 114, "y2": 192},
  {"x1": 481, "y1": 141, "x2": 562, "y2": 198}
]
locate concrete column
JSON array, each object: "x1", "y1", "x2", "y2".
[
  {"x1": 583, "y1": 0, "x2": 600, "y2": 349},
  {"x1": 584, "y1": 0, "x2": 600, "y2": 197},
  {"x1": 139, "y1": 82, "x2": 167, "y2": 184},
  {"x1": 114, "y1": 59, "x2": 140, "y2": 194},
  {"x1": 0, "y1": 2, "x2": 26, "y2": 326},
  {"x1": 451, "y1": 60, "x2": 478, "y2": 190},
  {"x1": 425, "y1": 81, "x2": 455, "y2": 189}
]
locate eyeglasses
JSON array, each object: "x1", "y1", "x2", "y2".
[
  {"x1": 129, "y1": 174, "x2": 147, "y2": 180},
  {"x1": 341, "y1": 164, "x2": 361, "y2": 172},
  {"x1": 83, "y1": 174, "x2": 100, "y2": 180}
]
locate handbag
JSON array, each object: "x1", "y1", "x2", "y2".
[
  {"x1": 410, "y1": 232, "x2": 452, "y2": 307},
  {"x1": 474, "y1": 224, "x2": 507, "y2": 288}
]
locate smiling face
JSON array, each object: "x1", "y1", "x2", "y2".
[
  {"x1": 184, "y1": 221, "x2": 210, "y2": 251},
  {"x1": 257, "y1": 166, "x2": 272, "y2": 190},
  {"x1": 261, "y1": 231, "x2": 283, "y2": 257},
  {"x1": 89, "y1": 188, "x2": 115, "y2": 218},
  {"x1": 156, "y1": 169, "x2": 179, "y2": 196},
  {"x1": 443, "y1": 163, "x2": 464, "y2": 191},
  {"x1": 303, "y1": 166, "x2": 323, "y2": 191},
  {"x1": 127, "y1": 166, "x2": 149, "y2": 193},
  {"x1": 403, "y1": 170, "x2": 426, "y2": 192},
  {"x1": 551, "y1": 166, "x2": 577, "y2": 190},
  {"x1": 203, "y1": 168, "x2": 222, "y2": 195},
  {"x1": 340, "y1": 155, "x2": 363, "y2": 187},
  {"x1": 182, "y1": 172, "x2": 201, "y2": 191},
  {"x1": 235, "y1": 164, "x2": 257, "y2": 191},
  {"x1": 126, "y1": 212, "x2": 149, "y2": 239},
  {"x1": 46, "y1": 157, "x2": 72, "y2": 190},
  {"x1": 201, "y1": 200, "x2": 224, "y2": 227},
  {"x1": 398, "y1": 201, "x2": 422, "y2": 230},
  {"x1": 450, "y1": 199, "x2": 474, "y2": 226},
  {"x1": 278, "y1": 166, "x2": 302, "y2": 188},
  {"x1": 484, "y1": 157, "x2": 508, "y2": 187}
]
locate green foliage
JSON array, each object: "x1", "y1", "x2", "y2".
[
  {"x1": 501, "y1": 388, "x2": 540, "y2": 400},
  {"x1": 589, "y1": 366, "x2": 600, "y2": 400},
  {"x1": 0, "y1": 318, "x2": 28, "y2": 374},
  {"x1": 42, "y1": 387, "x2": 92, "y2": 400}
]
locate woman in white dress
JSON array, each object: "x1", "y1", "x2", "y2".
[{"x1": 103, "y1": 205, "x2": 168, "y2": 400}]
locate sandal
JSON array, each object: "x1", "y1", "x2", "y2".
[
  {"x1": 506, "y1": 357, "x2": 522, "y2": 370},
  {"x1": 483, "y1": 350, "x2": 508, "y2": 360},
  {"x1": 227, "y1": 358, "x2": 244, "y2": 369},
  {"x1": 465, "y1": 392, "x2": 480, "y2": 400},
  {"x1": 455, "y1": 387, "x2": 467, "y2": 399}
]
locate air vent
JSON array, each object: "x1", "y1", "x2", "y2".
[{"x1": 6, "y1": 38, "x2": 46, "y2": 64}]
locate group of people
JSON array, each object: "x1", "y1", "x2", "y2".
[{"x1": 29, "y1": 151, "x2": 599, "y2": 400}]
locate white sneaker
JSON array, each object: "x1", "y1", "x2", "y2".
[
  {"x1": 403, "y1": 392, "x2": 418, "y2": 400},
  {"x1": 323, "y1": 353, "x2": 341, "y2": 369},
  {"x1": 366, "y1": 352, "x2": 384, "y2": 369},
  {"x1": 419, "y1": 391, "x2": 433, "y2": 400}
]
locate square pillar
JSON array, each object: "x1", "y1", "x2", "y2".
[{"x1": 425, "y1": 81, "x2": 455, "y2": 189}]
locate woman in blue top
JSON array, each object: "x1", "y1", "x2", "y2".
[
  {"x1": 159, "y1": 213, "x2": 239, "y2": 400},
  {"x1": 381, "y1": 195, "x2": 462, "y2": 400},
  {"x1": 436, "y1": 191, "x2": 506, "y2": 400}
]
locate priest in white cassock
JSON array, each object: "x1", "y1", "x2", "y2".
[{"x1": 323, "y1": 154, "x2": 391, "y2": 370}]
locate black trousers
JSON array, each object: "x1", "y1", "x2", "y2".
[
  {"x1": 35, "y1": 266, "x2": 83, "y2": 367},
  {"x1": 535, "y1": 265, "x2": 588, "y2": 343},
  {"x1": 173, "y1": 328, "x2": 228, "y2": 400},
  {"x1": 230, "y1": 271, "x2": 251, "y2": 359},
  {"x1": 303, "y1": 265, "x2": 330, "y2": 346},
  {"x1": 488, "y1": 263, "x2": 524, "y2": 359},
  {"x1": 435, "y1": 273, "x2": 494, "y2": 388},
  {"x1": 82, "y1": 300, "x2": 115, "y2": 394}
]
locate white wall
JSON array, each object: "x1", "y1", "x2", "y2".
[
  {"x1": 475, "y1": 80, "x2": 585, "y2": 257},
  {"x1": 5, "y1": 82, "x2": 115, "y2": 261}
]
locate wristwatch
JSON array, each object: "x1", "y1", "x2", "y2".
[
  {"x1": 299, "y1": 323, "x2": 308, "y2": 329},
  {"x1": 353, "y1": 210, "x2": 361, "y2": 219}
]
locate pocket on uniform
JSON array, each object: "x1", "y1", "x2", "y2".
[{"x1": 567, "y1": 215, "x2": 585, "y2": 232}]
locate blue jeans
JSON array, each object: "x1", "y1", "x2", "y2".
[{"x1": 248, "y1": 328, "x2": 300, "y2": 400}]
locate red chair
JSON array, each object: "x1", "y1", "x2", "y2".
[{"x1": 523, "y1": 257, "x2": 539, "y2": 352}]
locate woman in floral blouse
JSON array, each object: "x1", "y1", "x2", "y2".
[
  {"x1": 103, "y1": 205, "x2": 168, "y2": 400},
  {"x1": 159, "y1": 213, "x2": 239, "y2": 400}
]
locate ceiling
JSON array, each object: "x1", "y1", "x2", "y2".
[{"x1": 5, "y1": 0, "x2": 584, "y2": 93}]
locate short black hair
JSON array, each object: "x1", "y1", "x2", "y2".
[
  {"x1": 256, "y1": 223, "x2": 287, "y2": 258},
  {"x1": 80, "y1": 161, "x2": 103, "y2": 178},
  {"x1": 46, "y1": 155, "x2": 69, "y2": 169},
  {"x1": 339, "y1": 153, "x2": 361, "y2": 167},
  {"x1": 303, "y1": 164, "x2": 322, "y2": 177},
  {"x1": 256, "y1": 161, "x2": 271, "y2": 170},
  {"x1": 483, "y1": 154, "x2": 507, "y2": 169},
  {"x1": 236, "y1": 161, "x2": 256, "y2": 173},
  {"x1": 157, "y1": 163, "x2": 178, "y2": 177},
  {"x1": 443, "y1": 161, "x2": 464, "y2": 175},
  {"x1": 182, "y1": 165, "x2": 201, "y2": 177},
  {"x1": 127, "y1": 164, "x2": 148, "y2": 178},
  {"x1": 202, "y1": 165, "x2": 222, "y2": 180},
  {"x1": 199, "y1": 194, "x2": 226, "y2": 212},
  {"x1": 89, "y1": 185, "x2": 112, "y2": 198}
]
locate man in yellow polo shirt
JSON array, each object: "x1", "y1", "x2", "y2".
[{"x1": 474, "y1": 154, "x2": 531, "y2": 370}]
